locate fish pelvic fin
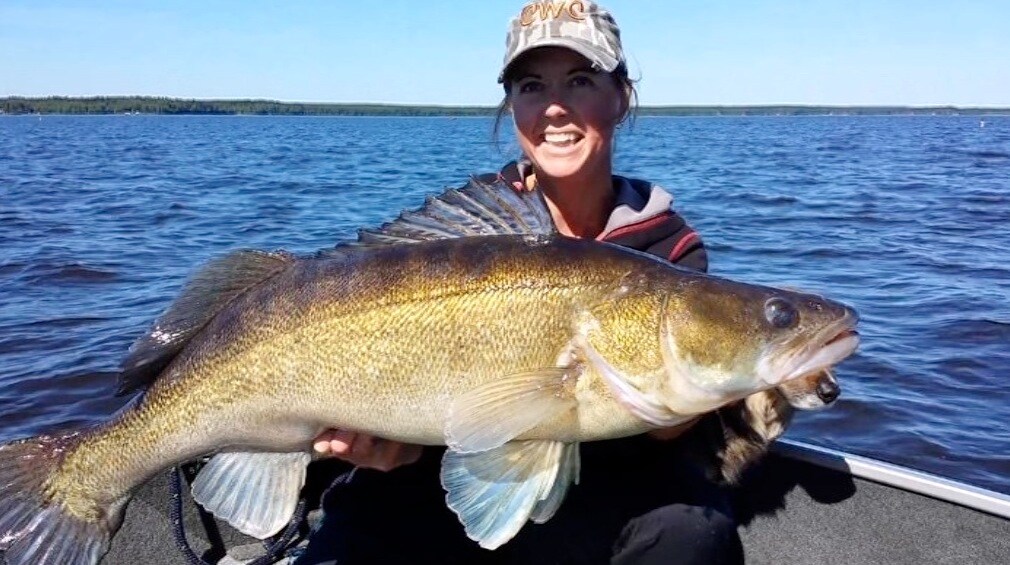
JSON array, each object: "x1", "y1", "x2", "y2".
[
  {"x1": 0, "y1": 432, "x2": 124, "y2": 565},
  {"x1": 529, "y1": 440, "x2": 581, "y2": 524},
  {"x1": 445, "y1": 367, "x2": 580, "y2": 453},
  {"x1": 354, "y1": 176, "x2": 556, "y2": 247},
  {"x1": 191, "y1": 451, "x2": 311, "y2": 539},
  {"x1": 117, "y1": 249, "x2": 297, "y2": 395},
  {"x1": 441, "y1": 440, "x2": 580, "y2": 550}
]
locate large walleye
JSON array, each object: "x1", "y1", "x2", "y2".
[{"x1": 0, "y1": 179, "x2": 859, "y2": 564}]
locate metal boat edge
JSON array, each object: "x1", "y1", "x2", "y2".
[{"x1": 773, "y1": 438, "x2": 1010, "y2": 519}]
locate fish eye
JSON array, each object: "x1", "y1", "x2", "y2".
[{"x1": 765, "y1": 298, "x2": 799, "y2": 329}]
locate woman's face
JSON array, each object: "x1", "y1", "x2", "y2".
[{"x1": 508, "y1": 47, "x2": 627, "y2": 182}]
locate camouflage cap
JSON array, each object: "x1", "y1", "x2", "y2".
[{"x1": 499, "y1": 1, "x2": 625, "y2": 83}]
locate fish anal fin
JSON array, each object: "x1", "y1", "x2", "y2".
[
  {"x1": 117, "y1": 250, "x2": 296, "y2": 395},
  {"x1": 446, "y1": 367, "x2": 580, "y2": 453},
  {"x1": 190, "y1": 451, "x2": 310, "y2": 539},
  {"x1": 441, "y1": 440, "x2": 579, "y2": 550}
]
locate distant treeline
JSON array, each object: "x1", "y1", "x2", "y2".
[
  {"x1": 2, "y1": 96, "x2": 1008, "y2": 116},
  {"x1": 0, "y1": 97, "x2": 493, "y2": 116}
]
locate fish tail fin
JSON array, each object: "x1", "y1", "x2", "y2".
[{"x1": 0, "y1": 433, "x2": 123, "y2": 565}]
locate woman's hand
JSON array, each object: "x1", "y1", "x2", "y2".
[{"x1": 313, "y1": 429, "x2": 422, "y2": 472}]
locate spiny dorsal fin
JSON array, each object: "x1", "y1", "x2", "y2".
[
  {"x1": 354, "y1": 176, "x2": 556, "y2": 246},
  {"x1": 116, "y1": 249, "x2": 296, "y2": 395}
]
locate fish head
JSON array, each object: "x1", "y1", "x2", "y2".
[{"x1": 658, "y1": 277, "x2": 859, "y2": 409}]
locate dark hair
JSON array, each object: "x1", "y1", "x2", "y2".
[{"x1": 492, "y1": 62, "x2": 639, "y2": 149}]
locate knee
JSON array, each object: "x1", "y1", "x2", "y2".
[
  {"x1": 652, "y1": 502, "x2": 738, "y2": 536},
  {"x1": 613, "y1": 504, "x2": 743, "y2": 565}
]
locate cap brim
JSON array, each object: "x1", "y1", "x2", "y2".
[{"x1": 498, "y1": 37, "x2": 620, "y2": 83}]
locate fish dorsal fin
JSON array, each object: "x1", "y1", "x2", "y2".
[
  {"x1": 117, "y1": 249, "x2": 297, "y2": 395},
  {"x1": 355, "y1": 176, "x2": 556, "y2": 246}
]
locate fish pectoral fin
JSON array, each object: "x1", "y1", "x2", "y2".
[
  {"x1": 446, "y1": 367, "x2": 579, "y2": 453},
  {"x1": 441, "y1": 440, "x2": 580, "y2": 549},
  {"x1": 191, "y1": 451, "x2": 311, "y2": 539},
  {"x1": 578, "y1": 335, "x2": 685, "y2": 427}
]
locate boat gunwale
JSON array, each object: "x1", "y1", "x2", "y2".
[{"x1": 773, "y1": 438, "x2": 1010, "y2": 520}]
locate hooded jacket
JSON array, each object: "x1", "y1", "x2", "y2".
[{"x1": 482, "y1": 160, "x2": 708, "y2": 272}]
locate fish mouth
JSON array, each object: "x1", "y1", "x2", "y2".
[{"x1": 762, "y1": 312, "x2": 860, "y2": 386}]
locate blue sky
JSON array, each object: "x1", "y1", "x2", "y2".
[{"x1": 3, "y1": 0, "x2": 1009, "y2": 106}]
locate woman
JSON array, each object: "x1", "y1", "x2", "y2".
[{"x1": 297, "y1": 2, "x2": 741, "y2": 563}]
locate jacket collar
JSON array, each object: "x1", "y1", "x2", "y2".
[{"x1": 598, "y1": 176, "x2": 673, "y2": 239}]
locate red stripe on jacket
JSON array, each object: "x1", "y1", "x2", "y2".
[
  {"x1": 598, "y1": 213, "x2": 672, "y2": 242},
  {"x1": 667, "y1": 230, "x2": 699, "y2": 263}
]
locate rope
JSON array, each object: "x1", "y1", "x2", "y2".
[{"x1": 169, "y1": 465, "x2": 213, "y2": 565}]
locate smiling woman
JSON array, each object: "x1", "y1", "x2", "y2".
[
  {"x1": 506, "y1": 47, "x2": 629, "y2": 238},
  {"x1": 295, "y1": 2, "x2": 746, "y2": 565}
]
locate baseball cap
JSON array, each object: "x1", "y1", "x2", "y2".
[{"x1": 499, "y1": 1, "x2": 625, "y2": 83}]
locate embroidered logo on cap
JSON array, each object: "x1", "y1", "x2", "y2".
[{"x1": 520, "y1": 1, "x2": 587, "y2": 26}]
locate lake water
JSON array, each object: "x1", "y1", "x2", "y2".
[{"x1": 1, "y1": 114, "x2": 1008, "y2": 495}]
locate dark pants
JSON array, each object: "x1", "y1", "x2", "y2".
[{"x1": 295, "y1": 435, "x2": 743, "y2": 564}]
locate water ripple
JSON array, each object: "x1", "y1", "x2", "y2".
[{"x1": 1, "y1": 114, "x2": 1009, "y2": 494}]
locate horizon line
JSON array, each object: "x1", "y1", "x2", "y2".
[{"x1": 4, "y1": 95, "x2": 1010, "y2": 111}]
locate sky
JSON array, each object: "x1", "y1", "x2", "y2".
[{"x1": 3, "y1": 0, "x2": 1010, "y2": 106}]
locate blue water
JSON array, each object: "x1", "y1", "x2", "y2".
[{"x1": 1, "y1": 115, "x2": 1008, "y2": 495}]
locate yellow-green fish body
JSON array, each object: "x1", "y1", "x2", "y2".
[{"x1": 0, "y1": 180, "x2": 859, "y2": 563}]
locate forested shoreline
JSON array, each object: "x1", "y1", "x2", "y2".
[{"x1": 2, "y1": 96, "x2": 1008, "y2": 116}]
